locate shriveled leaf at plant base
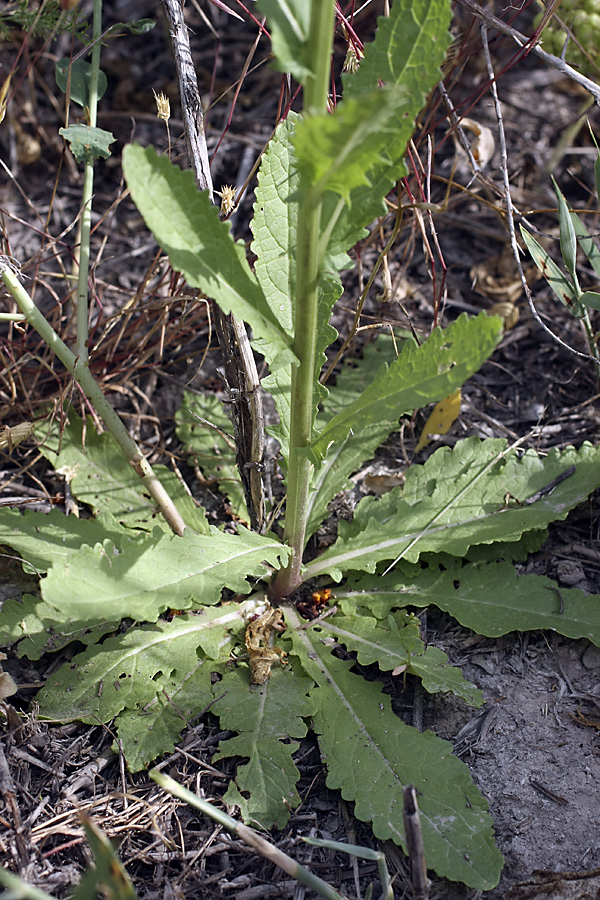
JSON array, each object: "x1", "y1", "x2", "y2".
[
  {"x1": 0, "y1": 593, "x2": 121, "y2": 660},
  {"x1": 41, "y1": 527, "x2": 289, "y2": 622},
  {"x1": 306, "y1": 313, "x2": 502, "y2": 465},
  {"x1": 176, "y1": 391, "x2": 247, "y2": 521},
  {"x1": 38, "y1": 415, "x2": 207, "y2": 534},
  {"x1": 305, "y1": 439, "x2": 600, "y2": 582},
  {"x1": 339, "y1": 562, "x2": 600, "y2": 646},
  {"x1": 286, "y1": 609, "x2": 502, "y2": 890},
  {"x1": 212, "y1": 666, "x2": 316, "y2": 829},
  {"x1": 38, "y1": 608, "x2": 239, "y2": 724},
  {"x1": 117, "y1": 660, "x2": 218, "y2": 772},
  {"x1": 123, "y1": 144, "x2": 294, "y2": 372},
  {"x1": 314, "y1": 612, "x2": 482, "y2": 705}
]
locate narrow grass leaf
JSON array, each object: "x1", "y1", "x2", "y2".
[
  {"x1": 552, "y1": 177, "x2": 578, "y2": 284},
  {"x1": 520, "y1": 225, "x2": 583, "y2": 317}
]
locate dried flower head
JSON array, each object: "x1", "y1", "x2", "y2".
[
  {"x1": 153, "y1": 90, "x2": 170, "y2": 124},
  {"x1": 216, "y1": 185, "x2": 236, "y2": 218},
  {"x1": 342, "y1": 42, "x2": 363, "y2": 74}
]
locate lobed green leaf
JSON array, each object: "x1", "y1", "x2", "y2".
[
  {"x1": 339, "y1": 562, "x2": 600, "y2": 646},
  {"x1": 37, "y1": 415, "x2": 208, "y2": 534},
  {"x1": 312, "y1": 611, "x2": 483, "y2": 705},
  {"x1": 287, "y1": 611, "x2": 502, "y2": 890},
  {"x1": 305, "y1": 439, "x2": 600, "y2": 582},
  {"x1": 306, "y1": 313, "x2": 502, "y2": 465},
  {"x1": 38, "y1": 610, "x2": 237, "y2": 726},
  {"x1": 176, "y1": 391, "x2": 247, "y2": 521},
  {"x1": 213, "y1": 666, "x2": 316, "y2": 829},
  {"x1": 41, "y1": 527, "x2": 289, "y2": 622}
]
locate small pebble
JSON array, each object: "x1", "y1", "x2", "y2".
[
  {"x1": 581, "y1": 644, "x2": 600, "y2": 670},
  {"x1": 555, "y1": 559, "x2": 585, "y2": 586}
]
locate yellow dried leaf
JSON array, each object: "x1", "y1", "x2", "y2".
[{"x1": 415, "y1": 388, "x2": 461, "y2": 453}]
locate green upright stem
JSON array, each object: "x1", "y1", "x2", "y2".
[
  {"x1": 75, "y1": 0, "x2": 103, "y2": 362},
  {"x1": 2, "y1": 265, "x2": 186, "y2": 536},
  {"x1": 271, "y1": 1, "x2": 335, "y2": 601}
]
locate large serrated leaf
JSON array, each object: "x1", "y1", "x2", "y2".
[
  {"x1": 339, "y1": 562, "x2": 600, "y2": 646},
  {"x1": 175, "y1": 391, "x2": 247, "y2": 520},
  {"x1": 117, "y1": 660, "x2": 218, "y2": 772},
  {"x1": 38, "y1": 609, "x2": 238, "y2": 724},
  {"x1": 38, "y1": 415, "x2": 207, "y2": 534},
  {"x1": 285, "y1": 606, "x2": 502, "y2": 890},
  {"x1": 314, "y1": 611, "x2": 482, "y2": 705},
  {"x1": 305, "y1": 439, "x2": 600, "y2": 582},
  {"x1": 251, "y1": 114, "x2": 299, "y2": 335},
  {"x1": 41, "y1": 527, "x2": 289, "y2": 622},
  {"x1": 122, "y1": 144, "x2": 295, "y2": 371},
  {"x1": 307, "y1": 313, "x2": 502, "y2": 465},
  {"x1": 212, "y1": 666, "x2": 316, "y2": 829}
]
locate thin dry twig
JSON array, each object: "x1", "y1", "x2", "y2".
[
  {"x1": 456, "y1": 0, "x2": 600, "y2": 105},
  {"x1": 479, "y1": 22, "x2": 600, "y2": 370}
]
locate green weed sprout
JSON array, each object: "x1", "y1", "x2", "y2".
[
  {"x1": 3, "y1": 2, "x2": 600, "y2": 895},
  {"x1": 520, "y1": 138, "x2": 600, "y2": 367}
]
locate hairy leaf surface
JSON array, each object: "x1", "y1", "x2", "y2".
[
  {"x1": 0, "y1": 592, "x2": 120, "y2": 659},
  {"x1": 38, "y1": 609, "x2": 239, "y2": 724},
  {"x1": 38, "y1": 415, "x2": 207, "y2": 534},
  {"x1": 41, "y1": 527, "x2": 289, "y2": 621},
  {"x1": 213, "y1": 666, "x2": 316, "y2": 829},
  {"x1": 314, "y1": 612, "x2": 482, "y2": 705},
  {"x1": 123, "y1": 144, "x2": 294, "y2": 371},
  {"x1": 339, "y1": 562, "x2": 600, "y2": 645},
  {"x1": 306, "y1": 439, "x2": 600, "y2": 581},
  {"x1": 306, "y1": 313, "x2": 502, "y2": 465},
  {"x1": 117, "y1": 661, "x2": 217, "y2": 772},
  {"x1": 294, "y1": 88, "x2": 409, "y2": 200},
  {"x1": 284, "y1": 606, "x2": 502, "y2": 889}
]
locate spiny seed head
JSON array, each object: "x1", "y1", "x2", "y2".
[
  {"x1": 342, "y1": 43, "x2": 363, "y2": 74},
  {"x1": 153, "y1": 90, "x2": 170, "y2": 123},
  {"x1": 216, "y1": 185, "x2": 236, "y2": 217}
]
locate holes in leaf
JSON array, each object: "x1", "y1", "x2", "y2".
[{"x1": 453, "y1": 580, "x2": 460, "y2": 590}]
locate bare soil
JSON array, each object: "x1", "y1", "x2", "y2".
[{"x1": 1, "y1": 2, "x2": 600, "y2": 899}]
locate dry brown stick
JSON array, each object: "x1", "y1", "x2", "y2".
[
  {"x1": 402, "y1": 786, "x2": 429, "y2": 900},
  {"x1": 160, "y1": 0, "x2": 265, "y2": 531}
]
